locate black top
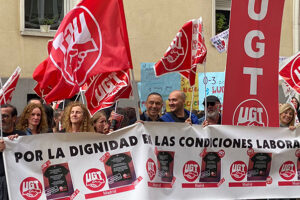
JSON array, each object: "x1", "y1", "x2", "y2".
[
  {"x1": 44, "y1": 165, "x2": 69, "y2": 194},
  {"x1": 106, "y1": 153, "x2": 132, "y2": 182},
  {"x1": 157, "y1": 151, "x2": 174, "y2": 178},
  {"x1": 140, "y1": 112, "x2": 160, "y2": 122},
  {"x1": 250, "y1": 153, "x2": 271, "y2": 177}
]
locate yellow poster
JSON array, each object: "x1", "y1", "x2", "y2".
[{"x1": 181, "y1": 75, "x2": 199, "y2": 111}]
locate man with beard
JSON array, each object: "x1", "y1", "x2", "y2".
[
  {"x1": 199, "y1": 95, "x2": 222, "y2": 127},
  {"x1": 140, "y1": 92, "x2": 163, "y2": 121},
  {"x1": 160, "y1": 90, "x2": 199, "y2": 124},
  {"x1": 0, "y1": 104, "x2": 25, "y2": 199}
]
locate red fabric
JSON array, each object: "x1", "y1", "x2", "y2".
[
  {"x1": 279, "y1": 54, "x2": 300, "y2": 94},
  {"x1": 33, "y1": 0, "x2": 132, "y2": 103},
  {"x1": 180, "y1": 18, "x2": 207, "y2": 86},
  {"x1": 222, "y1": 0, "x2": 285, "y2": 127},
  {"x1": 84, "y1": 69, "x2": 132, "y2": 116},
  {"x1": 154, "y1": 18, "x2": 206, "y2": 86},
  {"x1": 154, "y1": 21, "x2": 193, "y2": 77},
  {"x1": 0, "y1": 67, "x2": 21, "y2": 105}
]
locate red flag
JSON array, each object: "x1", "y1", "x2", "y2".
[
  {"x1": 279, "y1": 53, "x2": 300, "y2": 94},
  {"x1": 33, "y1": 0, "x2": 132, "y2": 103},
  {"x1": 154, "y1": 20, "x2": 193, "y2": 76},
  {"x1": 0, "y1": 67, "x2": 21, "y2": 105},
  {"x1": 84, "y1": 70, "x2": 132, "y2": 115},
  {"x1": 222, "y1": 0, "x2": 285, "y2": 127},
  {"x1": 154, "y1": 18, "x2": 206, "y2": 86},
  {"x1": 180, "y1": 18, "x2": 207, "y2": 86}
]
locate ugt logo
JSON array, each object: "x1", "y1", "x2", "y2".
[
  {"x1": 20, "y1": 177, "x2": 43, "y2": 200},
  {"x1": 232, "y1": 99, "x2": 269, "y2": 127},
  {"x1": 161, "y1": 29, "x2": 189, "y2": 71},
  {"x1": 51, "y1": 6, "x2": 102, "y2": 86}
]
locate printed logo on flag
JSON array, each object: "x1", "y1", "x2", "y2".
[
  {"x1": 232, "y1": 99, "x2": 269, "y2": 127},
  {"x1": 183, "y1": 161, "x2": 200, "y2": 182},
  {"x1": 161, "y1": 30, "x2": 189, "y2": 72},
  {"x1": 279, "y1": 161, "x2": 296, "y2": 180},
  {"x1": 83, "y1": 168, "x2": 106, "y2": 191},
  {"x1": 230, "y1": 161, "x2": 247, "y2": 181},
  {"x1": 51, "y1": 6, "x2": 102, "y2": 86},
  {"x1": 20, "y1": 177, "x2": 43, "y2": 200},
  {"x1": 146, "y1": 158, "x2": 156, "y2": 181},
  {"x1": 290, "y1": 55, "x2": 300, "y2": 88},
  {"x1": 89, "y1": 71, "x2": 130, "y2": 109}
]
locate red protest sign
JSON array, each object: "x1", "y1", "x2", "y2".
[{"x1": 222, "y1": 0, "x2": 284, "y2": 127}]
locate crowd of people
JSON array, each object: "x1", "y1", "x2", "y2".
[{"x1": 0, "y1": 89, "x2": 299, "y2": 199}]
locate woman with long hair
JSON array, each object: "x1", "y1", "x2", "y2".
[
  {"x1": 62, "y1": 101, "x2": 93, "y2": 133},
  {"x1": 279, "y1": 103, "x2": 297, "y2": 130},
  {"x1": 91, "y1": 110, "x2": 109, "y2": 134},
  {"x1": 17, "y1": 103, "x2": 48, "y2": 135}
]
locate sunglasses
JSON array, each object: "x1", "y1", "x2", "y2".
[{"x1": 206, "y1": 102, "x2": 216, "y2": 107}]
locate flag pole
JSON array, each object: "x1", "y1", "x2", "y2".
[
  {"x1": 130, "y1": 69, "x2": 141, "y2": 121},
  {"x1": 203, "y1": 62, "x2": 208, "y2": 121},
  {"x1": 0, "y1": 78, "x2": 6, "y2": 104},
  {"x1": 189, "y1": 85, "x2": 195, "y2": 119},
  {"x1": 0, "y1": 111, "x2": 2, "y2": 139}
]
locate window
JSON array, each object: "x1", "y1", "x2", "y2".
[
  {"x1": 20, "y1": 0, "x2": 80, "y2": 37},
  {"x1": 214, "y1": 0, "x2": 231, "y2": 34},
  {"x1": 24, "y1": 0, "x2": 64, "y2": 30}
]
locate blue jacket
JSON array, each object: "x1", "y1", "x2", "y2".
[{"x1": 160, "y1": 109, "x2": 199, "y2": 124}]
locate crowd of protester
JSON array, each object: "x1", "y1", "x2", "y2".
[{"x1": 0, "y1": 89, "x2": 299, "y2": 199}]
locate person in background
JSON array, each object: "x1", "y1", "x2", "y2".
[
  {"x1": 124, "y1": 107, "x2": 137, "y2": 125},
  {"x1": 28, "y1": 98, "x2": 43, "y2": 105},
  {"x1": 61, "y1": 101, "x2": 93, "y2": 133},
  {"x1": 108, "y1": 107, "x2": 130, "y2": 132},
  {"x1": 291, "y1": 97, "x2": 300, "y2": 123},
  {"x1": 141, "y1": 92, "x2": 163, "y2": 121},
  {"x1": 16, "y1": 103, "x2": 48, "y2": 135},
  {"x1": 91, "y1": 110, "x2": 109, "y2": 134},
  {"x1": 0, "y1": 104, "x2": 26, "y2": 200},
  {"x1": 279, "y1": 103, "x2": 297, "y2": 130},
  {"x1": 43, "y1": 104, "x2": 54, "y2": 133},
  {"x1": 52, "y1": 108, "x2": 63, "y2": 132},
  {"x1": 160, "y1": 90, "x2": 199, "y2": 124},
  {"x1": 199, "y1": 95, "x2": 222, "y2": 127}
]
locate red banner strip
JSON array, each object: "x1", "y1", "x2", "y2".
[
  {"x1": 229, "y1": 181, "x2": 266, "y2": 187},
  {"x1": 148, "y1": 182, "x2": 173, "y2": 188},
  {"x1": 69, "y1": 189, "x2": 80, "y2": 200},
  {"x1": 182, "y1": 182, "x2": 219, "y2": 188},
  {"x1": 278, "y1": 181, "x2": 300, "y2": 186},
  {"x1": 85, "y1": 185, "x2": 135, "y2": 199}
]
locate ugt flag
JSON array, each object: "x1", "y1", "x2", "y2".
[
  {"x1": 180, "y1": 18, "x2": 207, "y2": 86},
  {"x1": 0, "y1": 67, "x2": 21, "y2": 105},
  {"x1": 279, "y1": 52, "x2": 300, "y2": 94},
  {"x1": 84, "y1": 70, "x2": 132, "y2": 115},
  {"x1": 154, "y1": 18, "x2": 207, "y2": 86},
  {"x1": 33, "y1": 0, "x2": 132, "y2": 103}
]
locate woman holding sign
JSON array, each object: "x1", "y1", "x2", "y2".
[
  {"x1": 17, "y1": 103, "x2": 48, "y2": 135},
  {"x1": 61, "y1": 101, "x2": 93, "y2": 133}
]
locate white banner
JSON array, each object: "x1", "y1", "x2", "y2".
[{"x1": 4, "y1": 123, "x2": 300, "y2": 199}]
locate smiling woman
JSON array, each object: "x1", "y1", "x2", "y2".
[
  {"x1": 279, "y1": 103, "x2": 296, "y2": 128},
  {"x1": 62, "y1": 101, "x2": 93, "y2": 133}
]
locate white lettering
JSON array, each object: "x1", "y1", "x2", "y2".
[
  {"x1": 243, "y1": 67, "x2": 263, "y2": 95},
  {"x1": 244, "y1": 30, "x2": 265, "y2": 58},
  {"x1": 248, "y1": 0, "x2": 269, "y2": 21}
]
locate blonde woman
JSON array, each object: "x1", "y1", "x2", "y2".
[
  {"x1": 17, "y1": 103, "x2": 48, "y2": 135},
  {"x1": 91, "y1": 111, "x2": 109, "y2": 134},
  {"x1": 62, "y1": 102, "x2": 93, "y2": 133},
  {"x1": 279, "y1": 103, "x2": 297, "y2": 130}
]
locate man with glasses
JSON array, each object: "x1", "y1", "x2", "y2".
[
  {"x1": 199, "y1": 95, "x2": 222, "y2": 126},
  {"x1": 0, "y1": 104, "x2": 25, "y2": 199}
]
